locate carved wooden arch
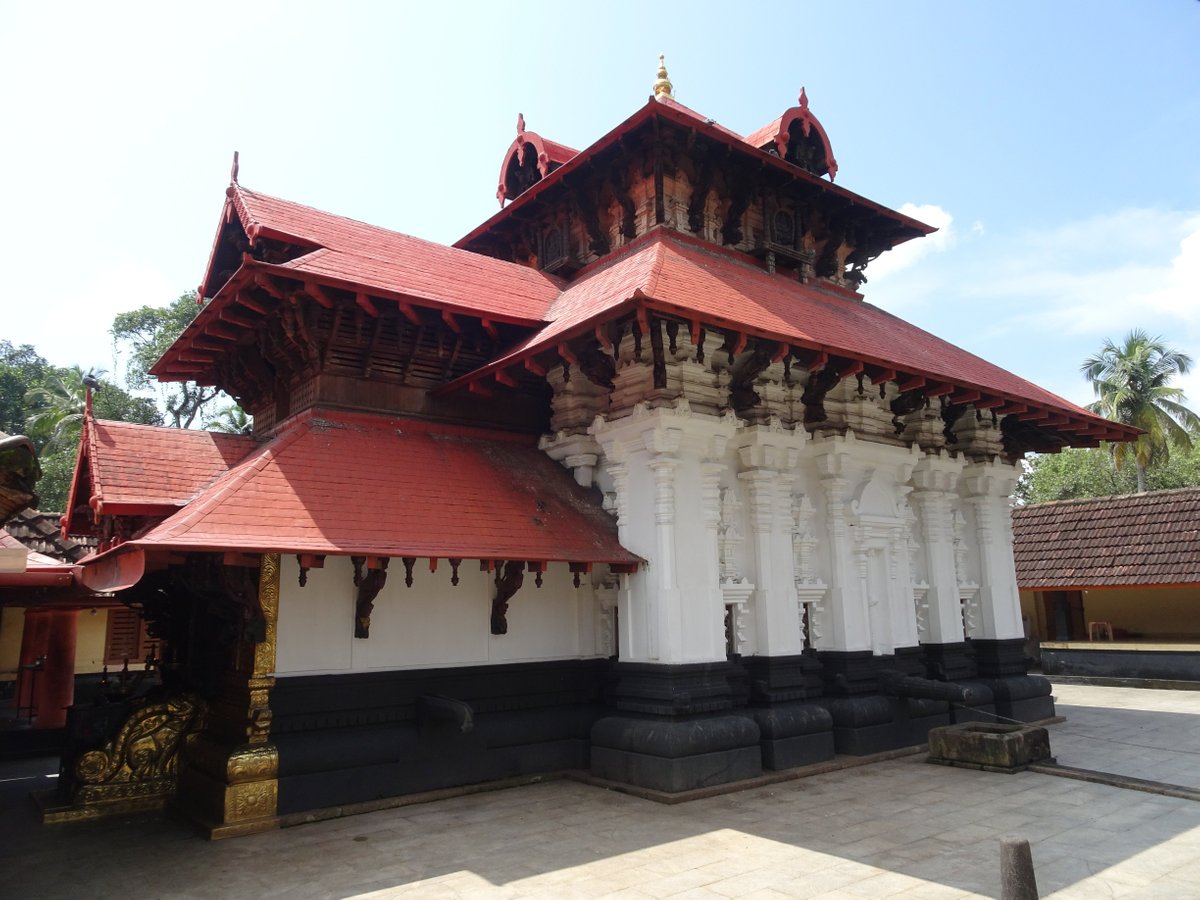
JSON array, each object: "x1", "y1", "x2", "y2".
[
  {"x1": 495, "y1": 114, "x2": 574, "y2": 205},
  {"x1": 758, "y1": 88, "x2": 839, "y2": 181}
]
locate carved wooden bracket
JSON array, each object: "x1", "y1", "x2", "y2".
[
  {"x1": 296, "y1": 553, "x2": 325, "y2": 587},
  {"x1": 802, "y1": 367, "x2": 842, "y2": 425},
  {"x1": 490, "y1": 560, "x2": 526, "y2": 635},
  {"x1": 729, "y1": 342, "x2": 774, "y2": 413},
  {"x1": 354, "y1": 558, "x2": 389, "y2": 640}
]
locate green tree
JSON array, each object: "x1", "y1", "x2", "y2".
[
  {"x1": 203, "y1": 404, "x2": 252, "y2": 434},
  {"x1": 21, "y1": 366, "x2": 160, "y2": 512},
  {"x1": 1082, "y1": 330, "x2": 1200, "y2": 493},
  {"x1": 111, "y1": 291, "x2": 221, "y2": 429},
  {"x1": 24, "y1": 366, "x2": 103, "y2": 451},
  {"x1": 1017, "y1": 436, "x2": 1200, "y2": 504},
  {"x1": 0, "y1": 341, "x2": 51, "y2": 434}
]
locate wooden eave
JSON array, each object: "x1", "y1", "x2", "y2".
[
  {"x1": 152, "y1": 260, "x2": 547, "y2": 384},
  {"x1": 435, "y1": 235, "x2": 1136, "y2": 450}
]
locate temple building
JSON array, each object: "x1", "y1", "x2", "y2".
[{"x1": 50, "y1": 62, "x2": 1134, "y2": 836}]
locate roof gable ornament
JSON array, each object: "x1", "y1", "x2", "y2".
[
  {"x1": 752, "y1": 87, "x2": 839, "y2": 181},
  {"x1": 653, "y1": 53, "x2": 674, "y2": 100},
  {"x1": 496, "y1": 113, "x2": 576, "y2": 206}
]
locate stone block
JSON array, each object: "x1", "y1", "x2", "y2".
[{"x1": 927, "y1": 722, "x2": 1052, "y2": 773}]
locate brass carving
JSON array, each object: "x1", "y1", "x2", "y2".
[{"x1": 42, "y1": 694, "x2": 206, "y2": 824}]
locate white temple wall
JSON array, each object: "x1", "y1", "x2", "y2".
[
  {"x1": 546, "y1": 381, "x2": 1032, "y2": 668},
  {"x1": 274, "y1": 555, "x2": 599, "y2": 676}
]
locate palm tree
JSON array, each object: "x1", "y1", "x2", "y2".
[
  {"x1": 24, "y1": 366, "x2": 105, "y2": 451},
  {"x1": 1081, "y1": 330, "x2": 1200, "y2": 493},
  {"x1": 203, "y1": 404, "x2": 252, "y2": 434}
]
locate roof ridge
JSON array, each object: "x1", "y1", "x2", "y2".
[{"x1": 1015, "y1": 485, "x2": 1200, "y2": 512}]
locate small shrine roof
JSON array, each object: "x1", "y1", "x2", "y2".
[
  {"x1": 65, "y1": 419, "x2": 255, "y2": 528},
  {"x1": 442, "y1": 230, "x2": 1134, "y2": 441},
  {"x1": 1013, "y1": 488, "x2": 1200, "y2": 589},
  {"x1": 123, "y1": 409, "x2": 639, "y2": 566}
]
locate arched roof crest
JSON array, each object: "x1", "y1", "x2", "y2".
[
  {"x1": 495, "y1": 113, "x2": 577, "y2": 206},
  {"x1": 751, "y1": 88, "x2": 839, "y2": 181}
]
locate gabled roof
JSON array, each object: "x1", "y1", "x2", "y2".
[
  {"x1": 1012, "y1": 488, "x2": 1200, "y2": 589},
  {"x1": 127, "y1": 408, "x2": 639, "y2": 566},
  {"x1": 199, "y1": 185, "x2": 563, "y2": 320},
  {"x1": 64, "y1": 419, "x2": 255, "y2": 532},
  {"x1": 439, "y1": 229, "x2": 1133, "y2": 439}
]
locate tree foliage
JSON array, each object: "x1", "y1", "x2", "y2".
[
  {"x1": 203, "y1": 404, "x2": 252, "y2": 434},
  {"x1": 111, "y1": 291, "x2": 221, "y2": 429},
  {"x1": 1016, "y1": 442, "x2": 1200, "y2": 505},
  {"x1": 0, "y1": 342, "x2": 161, "y2": 512},
  {"x1": 1081, "y1": 329, "x2": 1200, "y2": 492}
]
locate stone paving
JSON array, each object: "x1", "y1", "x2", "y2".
[{"x1": 3, "y1": 683, "x2": 1199, "y2": 899}]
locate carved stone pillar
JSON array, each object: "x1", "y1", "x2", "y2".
[
  {"x1": 961, "y1": 461, "x2": 1024, "y2": 642},
  {"x1": 737, "y1": 421, "x2": 806, "y2": 658},
  {"x1": 175, "y1": 553, "x2": 281, "y2": 838},
  {"x1": 909, "y1": 452, "x2": 967, "y2": 646}
]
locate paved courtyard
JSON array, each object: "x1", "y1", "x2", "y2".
[{"x1": 3, "y1": 683, "x2": 1199, "y2": 899}]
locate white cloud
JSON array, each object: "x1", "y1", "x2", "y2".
[{"x1": 867, "y1": 203, "x2": 955, "y2": 282}]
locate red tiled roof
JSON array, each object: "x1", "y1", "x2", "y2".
[
  {"x1": 1012, "y1": 488, "x2": 1200, "y2": 588},
  {"x1": 229, "y1": 186, "x2": 562, "y2": 322},
  {"x1": 130, "y1": 409, "x2": 639, "y2": 565},
  {"x1": 78, "y1": 419, "x2": 255, "y2": 516},
  {"x1": 442, "y1": 230, "x2": 1128, "y2": 434}
]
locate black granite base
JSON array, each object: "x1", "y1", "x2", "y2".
[
  {"x1": 589, "y1": 713, "x2": 762, "y2": 792},
  {"x1": 746, "y1": 702, "x2": 835, "y2": 769},
  {"x1": 922, "y1": 641, "x2": 978, "y2": 681}
]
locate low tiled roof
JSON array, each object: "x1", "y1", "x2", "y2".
[
  {"x1": 4, "y1": 509, "x2": 91, "y2": 562},
  {"x1": 71, "y1": 420, "x2": 255, "y2": 520},
  {"x1": 129, "y1": 409, "x2": 639, "y2": 566},
  {"x1": 1012, "y1": 488, "x2": 1200, "y2": 589}
]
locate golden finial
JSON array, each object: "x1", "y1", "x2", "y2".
[{"x1": 653, "y1": 53, "x2": 674, "y2": 100}]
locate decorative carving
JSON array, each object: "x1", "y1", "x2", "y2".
[
  {"x1": 449, "y1": 558, "x2": 461, "y2": 586},
  {"x1": 42, "y1": 693, "x2": 207, "y2": 823},
  {"x1": 801, "y1": 368, "x2": 841, "y2": 425},
  {"x1": 941, "y1": 401, "x2": 968, "y2": 445},
  {"x1": 490, "y1": 560, "x2": 526, "y2": 635},
  {"x1": 578, "y1": 340, "x2": 617, "y2": 390},
  {"x1": 728, "y1": 342, "x2": 774, "y2": 412},
  {"x1": 649, "y1": 317, "x2": 667, "y2": 389},
  {"x1": 75, "y1": 694, "x2": 205, "y2": 791},
  {"x1": 890, "y1": 389, "x2": 927, "y2": 435},
  {"x1": 718, "y1": 487, "x2": 744, "y2": 582},
  {"x1": 354, "y1": 558, "x2": 390, "y2": 639}
]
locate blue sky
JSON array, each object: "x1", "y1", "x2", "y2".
[{"x1": 4, "y1": 1, "x2": 1198, "y2": 411}]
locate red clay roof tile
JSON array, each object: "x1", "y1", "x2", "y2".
[
  {"x1": 85, "y1": 419, "x2": 255, "y2": 512},
  {"x1": 1013, "y1": 488, "x2": 1200, "y2": 588},
  {"x1": 230, "y1": 186, "x2": 562, "y2": 322},
  {"x1": 131, "y1": 409, "x2": 639, "y2": 564}
]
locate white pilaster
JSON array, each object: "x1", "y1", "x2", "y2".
[
  {"x1": 961, "y1": 459, "x2": 1024, "y2": 640},
  {"x1": 590, "y1": 400, "x2": 740, "y2": 663},
  {"x1": 909, "y1": 451, "x2": 967, "y2": 645},
  {"x1": 736, "y1": 420, "x2": 807, "y2": 656}
]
